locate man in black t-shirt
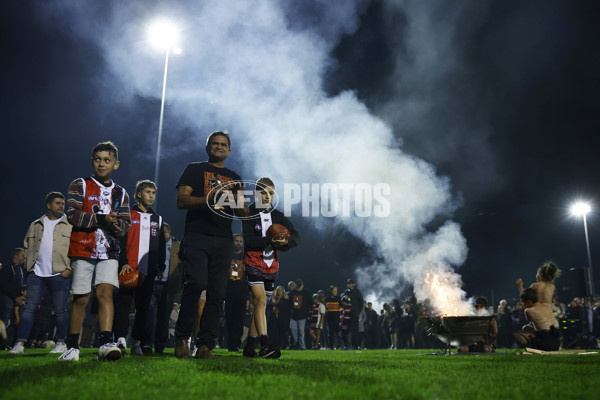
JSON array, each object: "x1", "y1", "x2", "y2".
[{"x1": 174, "y1": 130, "x2": 248, "y2": 359}]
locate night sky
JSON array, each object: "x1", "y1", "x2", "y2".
[{"x1": 2, "y1": 0, "x2": 599, "y2": 308}]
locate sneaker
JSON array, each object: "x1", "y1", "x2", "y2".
[
  {"x1": 9, "y1": 342, "x2": 24, "y2": 355},
  {"x1": 98, "y1": 342, "x2": 122, "y2": 361},
  {"x1": 243, "y1": 346, "x2": 258, "y2": 358},
  {"x1": 131, "y1": 340, "x2": 143, "y2": 356},
  {"x1": 259, "y1": 345, "x2": 281, "y2": 359},
  {"x1": 174, "y1": 338, "x2": 190, "y2": 359},
  {"x1": 58, "y1": 347, "x2": 80, "y2": 361},
  {"x1": 117, "y1": 337, "x2": 127, "y2": 356},
  {"x1": 194, "y1": 345, "x2": 215, "y2": 359},
  {"x1": 50, "y1": 342, "x2": 68, "y2": 354},
  {"x1": 141, "y1": 345, "x2": 153, "y2": 354}
]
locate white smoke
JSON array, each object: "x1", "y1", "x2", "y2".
[{"x1": 36, "y1": 0, "x2": 477, "y2": 315}]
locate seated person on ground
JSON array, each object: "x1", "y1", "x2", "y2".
[
  {"x1": 458, "y1": 296, "x2": 497, "y2": 353},
  {"x1": 513, "y1": 288, "x2": 560, "y2": 351}
]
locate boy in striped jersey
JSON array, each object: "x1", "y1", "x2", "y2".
[
  {"x1": 59, "y1": 141, "x2": 131, "y2": 361},
  {"x1": 113, "y1": 180, "x2": 165, "y2": 355}
]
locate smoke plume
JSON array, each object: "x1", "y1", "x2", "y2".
[{"x1": 37, "y1": 0, "x2": 479, "y2": 314}]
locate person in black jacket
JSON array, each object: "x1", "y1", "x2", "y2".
[{"x1": 342, "y1": 278, "x2": 363, "y2": 349}]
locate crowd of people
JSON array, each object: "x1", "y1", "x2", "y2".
[{"x1": 1, "y1": 133, "x2": 599, "y2": 361}]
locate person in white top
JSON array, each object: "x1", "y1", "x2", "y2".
[{"x1": 9, "y1": 192, "x2": 73, "y2": 355}]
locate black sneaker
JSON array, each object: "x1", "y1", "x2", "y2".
[
  {"x1": 243, "y1": 346, "x2": 258, "y2": 358},
  {"x1": 259, "y1": 345, "x2": 281, "y2": 359}
]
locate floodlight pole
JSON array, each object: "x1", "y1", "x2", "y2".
[
  {"x1": 582, "y1": 213, "x2": 594, "y2": 296},
  {"x1": 153, "y1": 48, "x2": 170, "y2": 208}
]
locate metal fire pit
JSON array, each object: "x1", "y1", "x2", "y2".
[{"x1": 423, "y1": 315, "x2": 494, "y2": 353}]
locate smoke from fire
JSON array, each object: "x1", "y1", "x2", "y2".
[{"x1": 37, "y1": 0, "x2": 479, "y2": 315}]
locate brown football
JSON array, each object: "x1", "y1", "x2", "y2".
[
  {"x1": 267, "y1": 223, "x2": 291, "y2": 239},
  {"x1": 118, "y1": 269, "x2": 144, "y2": 288}
]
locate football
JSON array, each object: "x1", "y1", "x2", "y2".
[
  {"x1": 118, "y1": 269, "x2": 144, "y2": 288},
  {"x1": 267, "y1": 223, "x2": 291, "y2": 239}
]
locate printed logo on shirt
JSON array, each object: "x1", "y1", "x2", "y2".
[
  {"x1": 88, "y1": 195, "x2": 100, "y2": 201},
  {"x1": 255, "y1": 224, "x2": 261, "y2": 232}
]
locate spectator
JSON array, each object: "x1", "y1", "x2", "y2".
[
  {"x1": 113, "y1": 179, "x2": 166, "y2": 356},
  {"x1": 496, "y1": 299, "x2": 513, "y2": 348},
  {"x1": 308, "y1": 293, "x2": 326, "y2": 349},
  {"x1": 365, "y1": 302, "x2": 379, "y2": 349},
  {"x1": 267, "y1": 286, "x2": 289, "y2": 349},
  {"x1": 342, "y1": 279, "x2": 364, "y2": 348},
  {"x1": 0, "y1": 248, "x2": 26, "y2": 349},
  {"x1": 143, "y1": 222, "x2": 182, "y2": 353},
  {"x1": 340, "y1": 295, "x2": 353, "y2": 349},
  {"x1": 289, "y1": 279, "x2": 310, "y2": 349},
  {"x1": 325, "y1": 285, "x2": 343, "y2": 349},
  {"x1": 10, "y1": 192, "x2": 73, "y2": 355},
  {"x1": 223, "y1": 234, "x2": 247, "y2": 352},
  {"x1": 59, "y1": 141, "x2": 131, "y2": 362}
]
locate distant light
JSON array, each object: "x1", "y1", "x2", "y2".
[
  {"x1": 173, "y1": 47, "x2": 183, "y2": 55},
  {"x1": 571, "y1": 201, "x2": 591, "y2": 217},
  {"x1": 147, "y1": 20, "x2": 180, "y2": 50}
]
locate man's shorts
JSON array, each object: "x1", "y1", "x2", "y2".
[
  {"x1": 70, "y1": 258, "x2": 119, "y2": 294},
  {"x1": 246, "y1": 274, "x2": 275, "y2": 296}
]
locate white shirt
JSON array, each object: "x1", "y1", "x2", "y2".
[{"x1": 33, "y1": 216, "x2": 61, "y2": 277}]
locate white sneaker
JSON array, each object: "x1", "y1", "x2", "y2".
[
  {"x1": 50, "y1": 342, "x2": 68, "y2": 354},
  {"x1": 9, "y1": 342, "x2": 24, "y2": 355},
  {"x1": 117, "y1": 337, "x2": 127, "y2": 356},
  {"x1": 98, "y1": 342, "x2": 122, "y2": 361},
  {"x1": 58, "y1": 347, "x2": 80, "y2": 361}
]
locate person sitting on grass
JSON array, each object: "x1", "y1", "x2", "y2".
[
  {"x1": 513, "y1": 288, "x2": 560, "y2": 351},
  {"x1": 458, "y1": 296, "x2": 497, "y2": 353},
  {"x1": 242, "y1": 177, "x2": 300, "y2": 359}
]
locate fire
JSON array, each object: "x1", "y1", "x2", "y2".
[{"x1": 423, "y1": 272, "x2": 473, "y2": 316}]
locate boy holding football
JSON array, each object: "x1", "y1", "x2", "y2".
[{"x1": 242, "y1": 177, "x2": 300, "y2": 358}]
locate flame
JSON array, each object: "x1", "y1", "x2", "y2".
[{"x1": 422, "y1": 271, "x2": 476, "y2": 316}]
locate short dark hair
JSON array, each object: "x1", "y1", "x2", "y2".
[
  {"x1": 92, "y1": 141, "x2": 119, "y2": 159},
  {"x1": 256, "y1": 177, "x2": 275, "y2": 190},
  {"x1": 521, "y1": 288, "x2": 539, "y2": 304},
  {"x1": 206, "y1": 130, "x2": 231, "y2": 147},
  {"x1": 11, "y1": 248, "x2": 24, "y2": 259},
  {"x1": 45, "y1": 191, "x2": 64, "y2": 204},
  {"x1": 135, "y1": 179, "x2": 157, "y2": 194}
]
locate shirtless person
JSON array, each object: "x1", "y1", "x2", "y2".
[
  {"x1": 516, "y1": 261, "x2": 561, "y2": 313},
  {"x1": 513, "y1": 288, "x2": 560, "y2": 351}
]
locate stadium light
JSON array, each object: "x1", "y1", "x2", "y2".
[
  {"x1": 570, "y1": 200, "x2": 594, "y2": 295},
  {"x1": 146, "y1": 19, "x2": 182, "y2": 203}
]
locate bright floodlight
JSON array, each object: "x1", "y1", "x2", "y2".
[
  {"x1": 147, "y1": 20, "x2": 179, "y2": 50},
  {"x1": 571, "y1": 201, "x2": 591, "y2": 217}
]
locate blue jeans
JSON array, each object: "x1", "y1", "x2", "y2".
[
  {"x1": 290, "y1": 318, "x2": 306, "y2": 349},
  {"x1": 17, "y1": 272, "x2": 72, "y2": 342}
]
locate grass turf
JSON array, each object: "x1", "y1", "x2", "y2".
[{"x1": 1, "y1": 348, "x2": 598, "y2": 400}]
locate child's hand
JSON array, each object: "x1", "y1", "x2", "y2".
[
  {"x1": 120, "y1": 264, "x2": 133, "y2": 275},
  {"x1": 272, "y1": 232, "x2": 288, "y2": 247},
  {"x1": 105, "y1": 213, "x2": 122, "y2": 232}
]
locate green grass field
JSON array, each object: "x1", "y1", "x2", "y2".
[{"x1": 1, "y1": 348, "x2": 598, "y2": 400}]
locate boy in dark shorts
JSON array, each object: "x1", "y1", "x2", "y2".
[
  {"x1": 59, "y1": 141, "x2": 131, "y2": 361},
  {"x1": 242, "y1": 177, "x2": 300, "y2": 358}
]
